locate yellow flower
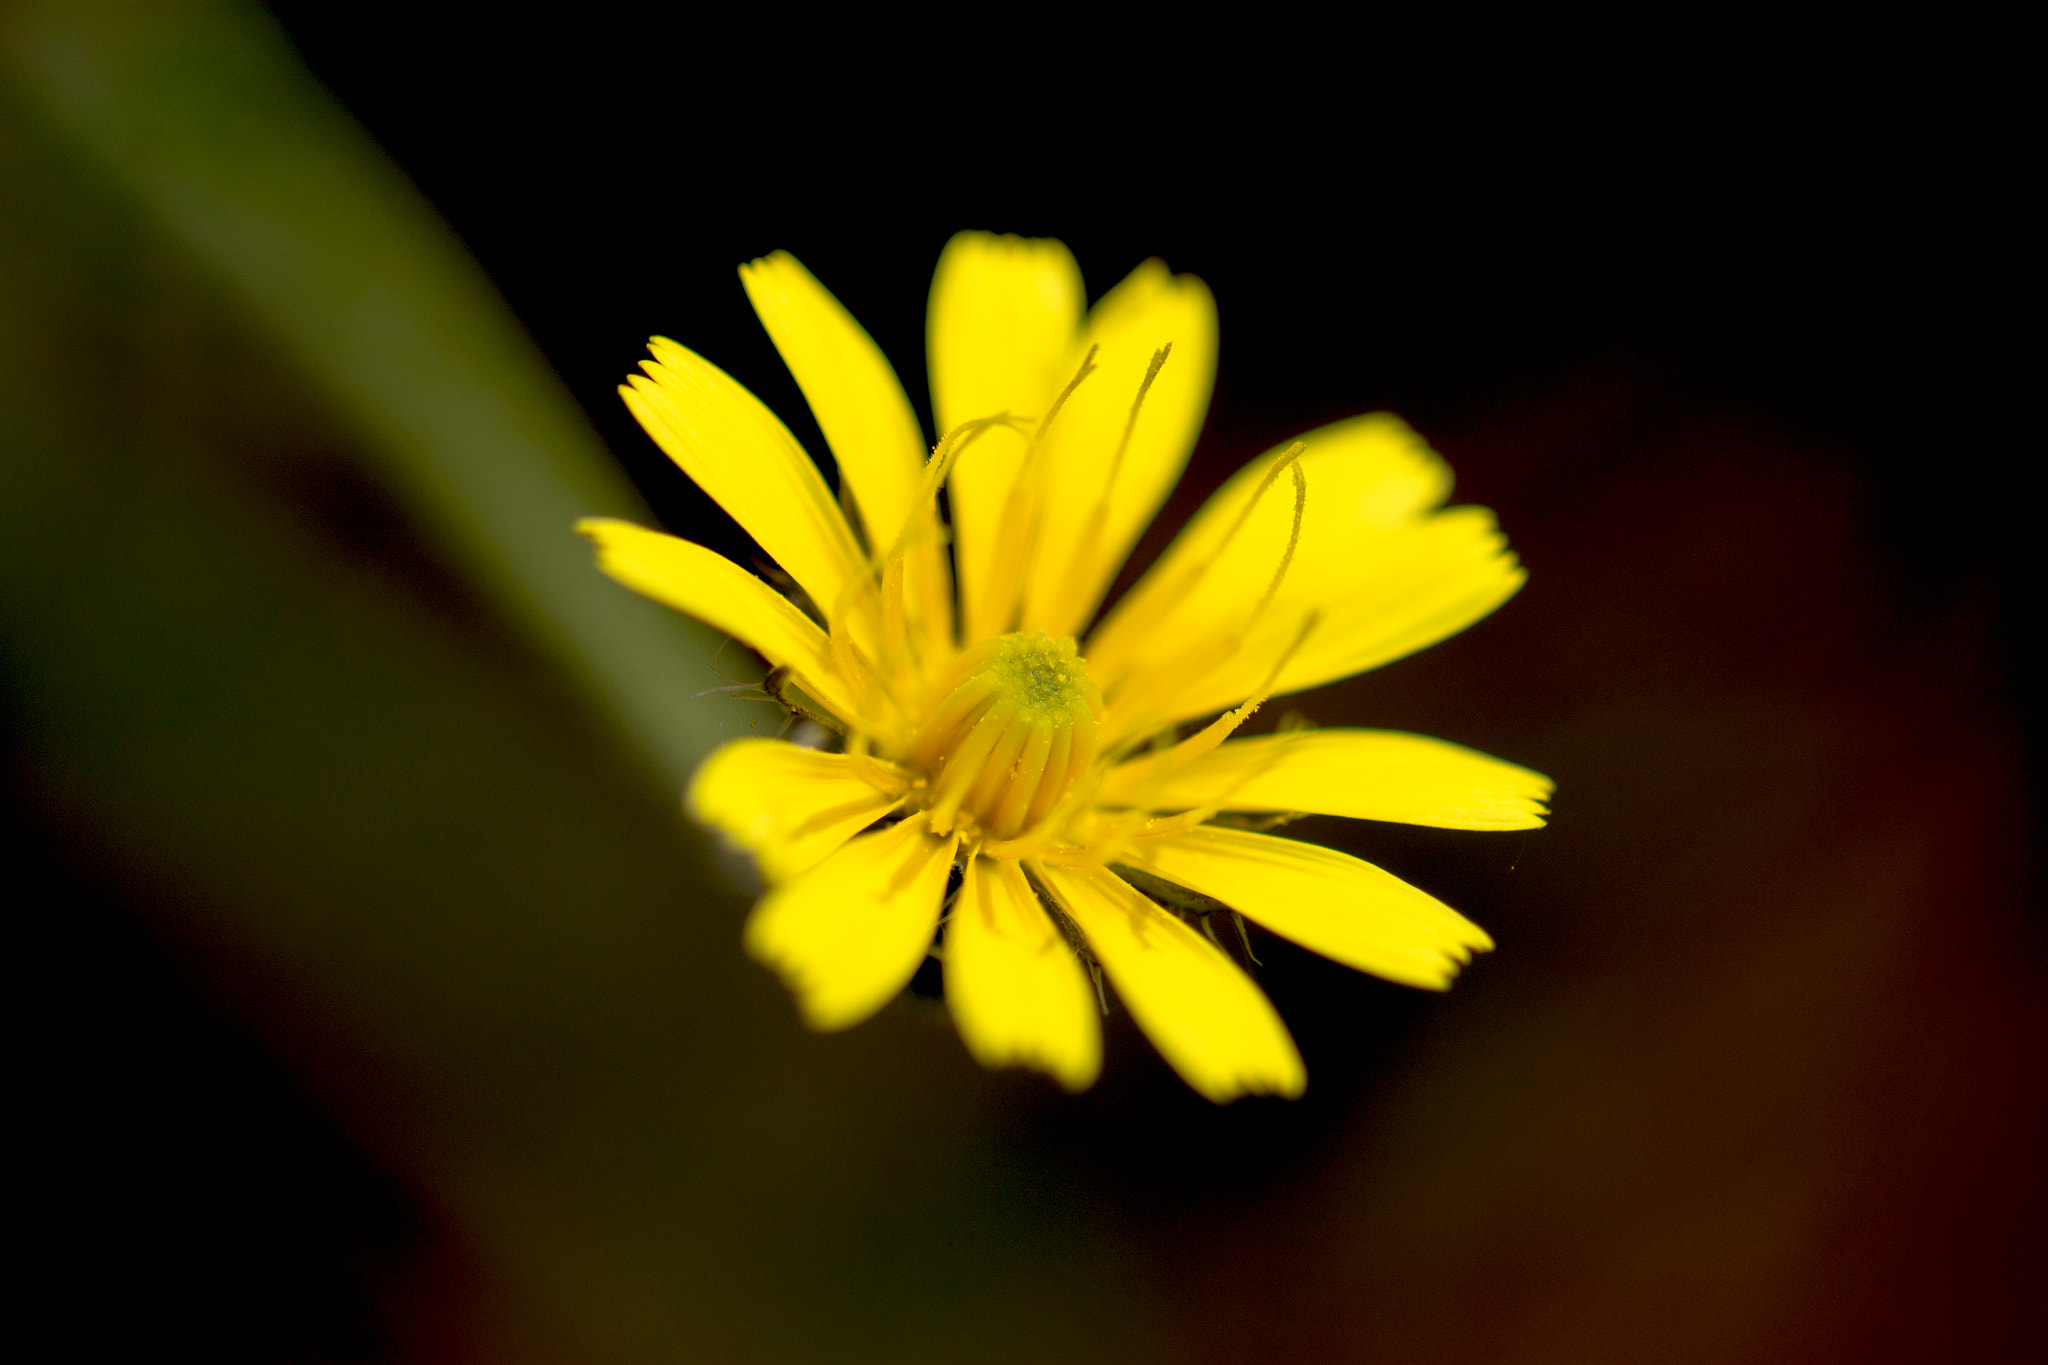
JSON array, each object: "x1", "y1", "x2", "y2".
[{"x1": 578, "y1": 232, "x2": 1550, "y2": 1102}]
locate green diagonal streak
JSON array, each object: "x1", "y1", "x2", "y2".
[{"x1": 2, "y1": 3, "x2": 720, "y2": 788}]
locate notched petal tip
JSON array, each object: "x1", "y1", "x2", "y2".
[
  {"x1": 1101, "y1": 729, "x2": 1556, "y2": 834},
  {"x1": 945, "y1": 859, "x2": 1103, "y2": 1092},
  {"x1": 616, "y1": 334, "x2": 866, "y2": 623},
  {"x1": 1037, "y1": 863, "x2": 1306, "y2": 1103},
  {"x1": 1118, "y1": 826, "x2": 1492, "y2": 993},
  {"x1": 744, "y1": 820, "x2": 955, "y2": 1032}
]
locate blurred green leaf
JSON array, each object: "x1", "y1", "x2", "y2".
[{"x1": 4, "y1": 1, "x2": 717, "y2": 787}]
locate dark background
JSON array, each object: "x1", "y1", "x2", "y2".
[{"x1": 12, "y1": 10, "x2": 2041, "y2": 1361}]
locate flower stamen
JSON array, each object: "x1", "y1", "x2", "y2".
[
  {"x1": 1090, "y1": 441, "x2": 1308, "y2": 704},
  {"x1": 1248, "y1": 458, "x2": 1308, "y2": 625},
  {"x1": 906, "y1": 631, "x2": 1102, "y2": 841},
  {"x1": 1099, "y1": 448, "x2": 1310, "y2": 738},
  {"x1": 1038, "y1": 345, "x2": 1172, "y2": 629},
  {"x1": 979, "y1": 347, "x2": 1101, "y2": 636},
  {"x1": 1066, "y1": 611, "x2": 1320, "y2": 866}
]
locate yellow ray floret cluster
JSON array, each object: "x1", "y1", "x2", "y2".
[{"x1": 579, "y1": 232, "x2": 1551, "y2": 1102}]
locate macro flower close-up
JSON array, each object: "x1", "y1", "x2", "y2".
[
  {"x1": 14, "y1": 10, "x2": 2038, "y2": 1358},
  {"x1": 580, "y1": 232, "x2": 1552, "y2": 1100}
]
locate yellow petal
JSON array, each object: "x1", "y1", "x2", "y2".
[
  {"x1": 1035, "y1": 862, "x2": 1304, "y2": 1102},
  {"x1": 944, "y1": 858, "x2": 1101, "y2": 1091},
  {"x1": 1100, "y1": 729, "x2": 1553, "y2": 831},
  {"x1": 688, "y1": 738, "x2": 905, "y2": 884},
  {"x1": 1088, "y1": 414, "x2": 1522, "y2": 740},
  {"x1": 740, "y1": 251, "x2": 927, "y2": 551},
  {"x1": 927, "y1": 231, "x2": 1085, "y2": 642},
  {"x1": 1020, "y1": 259, "x2": 1217, "y2": 639},
  {"x1": 740, "y1": 252, "x2": 956, "y2": 664},
  {"x1": 745, "y1": 818, "x2": 956, "y2": 1031},
  {"x1": 575, "y1": 518, "x2": 860, "y2": 723},
  {"x1": 1116, "y1": 826, "x2": 1492, "y2": 991},
  {"x1": 620, "y1": 337, "x2": 865, "y2": 623}
]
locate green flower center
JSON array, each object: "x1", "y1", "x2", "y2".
[{"x1": 907, "y1": 632, "x2": 1104, "y2": 842}]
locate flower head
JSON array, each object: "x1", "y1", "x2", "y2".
[{"x1": 579, "y1": 232, "x2": 1550, "y2": 1101}]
